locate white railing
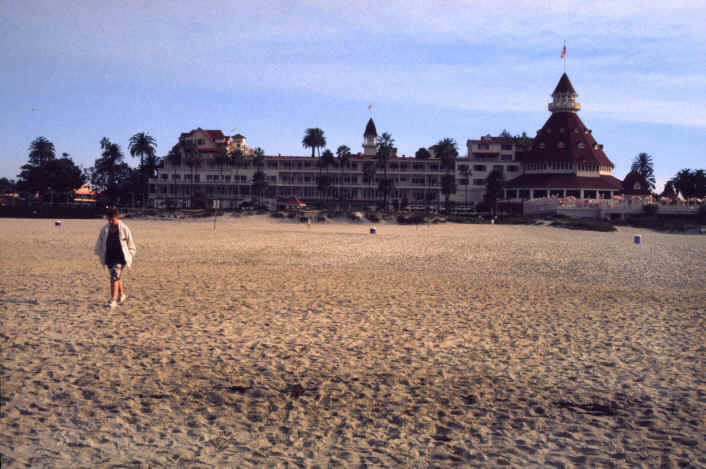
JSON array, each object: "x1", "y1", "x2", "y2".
[{"x1": 523, "y1": 196, "x2": 703, "y2": 217}]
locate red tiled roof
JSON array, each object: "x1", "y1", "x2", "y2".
[
  {"x1": 523, "y1": 112, "x2": 614, "y2": 167},
  {"x1": 622, "y1": 171, "x2": 651, "y2": 195},
  {"x1": 364, "y1": 118, "x2": 377, "y2": 137},
  {"x1": 553, "y1": 73, "x2": 576, "y2": 95},
  {"x1": 204, "y1": 130, "x2": 225, "y2": 141},
  {"x1": 506, "y1": 174, "x2": 623, "y2": 190},
  {"x1": 198, "y1": 147, "x2": 219, "y2": 152}
]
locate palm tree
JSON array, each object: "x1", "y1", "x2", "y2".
[
  {"x1": 253, "y1": 147, "x2": 266, "y2": 169},
  {"x1": 128, "y1": 132, "x2": 157, "y2": 169},
  {"x1": 166, "y1": 143, "x2": 183, "y2": 167},
  {"x1": 251, "y1": 170, "x2": 269, "y2": 208},
  {"x1": 230, "y1": 148, "x2": 244, "y2": 201},
  {"x1": 317, "y1": 173, "x2": 333, "y2": 205},
  {"x1": 28, "y1": 137, "x2": 56, "y2": 165},
  {"x1": 129, "y1": 132, "x2": 158, "y2": 205},
  {"x1": 93, "y1": 137, "x2": 125, "y2": 203},
  {"x1": 484, "y1": 168, "x2": 505, "y2": 218},
  {"x1": 317, "y1": 149, "x2": 335, "y2": 203},
  {"x1": 336, "y1": 145, "x2": 351, "y2": 203},
  {"x1": 631, "y1": 152, "x2": 656, "y2": 193},
  {"x1": 460, "y1": 165, "x2": 472, "y2": 207},
  {"x1": 376, "y1": 132, "x2": 395, "y2": 209},
  {"x1": 435, "y1": 138, "x2": 459, "y2": 210},
  {"x1": 302, "y1": 128, "x2": 326, "y2": 157},
  {"x1": 363, "y1": 161, "x2": 377, "y2": 202},
  {"x1": 212, "y1": 148, "x2": 230, "y2": 207},
  {"x1": 184, "y1": 142, "x2": 202, "y2": 207}
]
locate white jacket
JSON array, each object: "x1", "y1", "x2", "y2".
[{"x1": 94, "y1": 220, "x2": 137, "y2": 267}]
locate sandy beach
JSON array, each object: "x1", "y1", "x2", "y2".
[{"x1": 1, "y1": 216, "x2": 704, "y2": 468}]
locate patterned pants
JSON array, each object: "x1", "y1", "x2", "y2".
[{"x1": 108, "y1": 264, "x2": 125, "y2": 282}]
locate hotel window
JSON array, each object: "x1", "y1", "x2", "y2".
[
  {"x1": 161, "y1": 174, "x2": 168, "y2": 180},
  {"x1": 430, "y1": 165, "x2": 439, "y2": 170},
  {"x1": 501, "y1": 154, "x2": 513, "y2": 161},
  {"x1": 538, "y1": 143, "x2": 546, "y2": 149},
  {"x1": 493, "y1": 165, "x2": 504, "y2": 173},
  {"x1": 473, "y1": 165, "x2": 486, "y2": 171},
  {"x1": 557, "y1": 142, "x2": 565, "y2": 149},
  {"x1": 507, "y1": 165, "x2": 519, "y2": 172},
  {"x1": 479, "y1": 143, "x2": 490, "y2": 150},
  {"x1": 501, "y1": 144, "x2": 512, "y2": 150},
  {"x1": 172, "y1": 174, "x2": 181, "y2": 180},
  {"x1": 473, "y1": 179, "x2": 486, "y2": 185}
]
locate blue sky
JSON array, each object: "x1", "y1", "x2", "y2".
[{"x1": 2, "y1": 0, "x2": 705, "y2": 190}]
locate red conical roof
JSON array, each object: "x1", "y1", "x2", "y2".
[
  {"x1": 364, "y1": 118, "x2": 378, "y2": 137},
  {"x1": 522, "y1": 112, "x2": 614, "y2": 167},
  {"x1": 553, "y1": 73, "x2": 576, "y2": 95}
]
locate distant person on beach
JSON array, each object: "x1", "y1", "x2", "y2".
[{"x1": 94, "y1": 208, "x2": 136, "y2": 309}]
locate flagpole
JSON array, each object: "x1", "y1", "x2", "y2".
[{"x1": 563, "y1": 41, "x2": 566, "y2": 74}]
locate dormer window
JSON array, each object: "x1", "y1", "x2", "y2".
[
  {"x1": 573, "y1": 128, "x2": 579, "y2": 133},
  {"x1": 577, "y1": 143, "x2": 585, "y2": 149},
  {"x1": 557, "y1": 142, "x2": 565, "y2": 149},
  {"x1": 538, "y1": 142, "x2": 546, "y2": 149}
]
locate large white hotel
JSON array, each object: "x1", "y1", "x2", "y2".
[{"x1": 148, "y1": 73, "x2": 624, "y2": 210}]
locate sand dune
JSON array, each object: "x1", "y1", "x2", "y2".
[{"x1": 1, "y1": 216, "x2": 704, "y2": 468}]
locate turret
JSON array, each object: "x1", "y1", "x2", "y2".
[
  {"x1": 548, "y1": 73, "x2": 581, "y2": 113},
  {"x1": 363, "y1": 118, "x2": 378, "y2": 156}
]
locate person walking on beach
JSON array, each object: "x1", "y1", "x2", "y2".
[{"x1": 94, "y1": 208, "x2": 136, "y2": 308}]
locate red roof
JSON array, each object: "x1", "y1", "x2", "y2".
[
  {"x1": 553, "y1": 73, "x2": 576, "y2": 95},
  {"x1": 622, "y1": 171, "x2": 651, "y2": 195},
  {"x1": 204, "y1": 130, "x2": 226, "y2": 141},
  {"x1": 198, "y1": 147, "x2": 219, "y2": 152},
  {"x1": 522, "y1": 112, "x2": 614, "y2": 167},
  {"x1": 506, "y1": 174, "x2": 623, "y2": 190},
  {"x1": 364, "y1": 118, "x2": 378, "y2": 137}
]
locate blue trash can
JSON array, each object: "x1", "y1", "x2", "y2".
[
  {"x1": 370, "y1": 227, "x2": 376, "y2": 234},
  {"x1": 634, "y1": 235, "x2": 641, "y2": 244}
]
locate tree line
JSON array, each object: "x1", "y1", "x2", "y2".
[{"x1": 5, "y1": 133, "x2": 158, "y2": 205}]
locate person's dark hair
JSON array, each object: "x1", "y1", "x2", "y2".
[{"x1": 106, "y1": 208, "x2": 121, "y2": 219}]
